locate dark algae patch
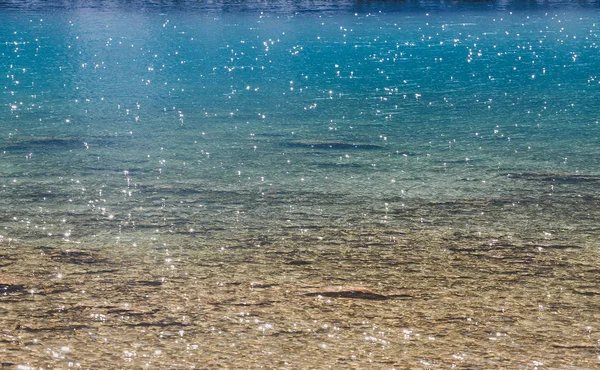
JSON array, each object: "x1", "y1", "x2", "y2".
[
  {"x1": 506, "y1": 171, "x2": 600, "y2": 184},
  {"x1": 282, "y1": 141, "x2": 386, "y2": 150}
]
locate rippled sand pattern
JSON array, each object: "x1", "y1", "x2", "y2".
[{"x1": 2, "y1": 190, "x2": 599, "y2": 368}]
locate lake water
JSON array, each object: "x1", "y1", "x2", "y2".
[{"x1": 1, "y1": 1, "x2": 600, "y2": 368}]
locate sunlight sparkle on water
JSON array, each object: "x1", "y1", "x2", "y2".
[{"x1": 1, "y1": 1, "x2": 600, "y2": 368}]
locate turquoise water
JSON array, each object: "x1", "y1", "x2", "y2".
[
  {"x1": 2, "y1": 2, "x2": 599, "y2": 246},
  {"x1": 1, "y1": 1, "x2": 600, "y2": 368}
]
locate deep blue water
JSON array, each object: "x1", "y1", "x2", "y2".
[{"x1": 1, "y1": 0, "x2": 599, "y2": 247}]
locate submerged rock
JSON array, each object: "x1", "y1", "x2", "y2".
[{"x1": 300, "y1": 286, "x2": 407, "y2": 300}]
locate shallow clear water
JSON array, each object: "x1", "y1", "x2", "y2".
[{"x1": 1, "y1": 1, "x2": 600, "y2": 368}]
